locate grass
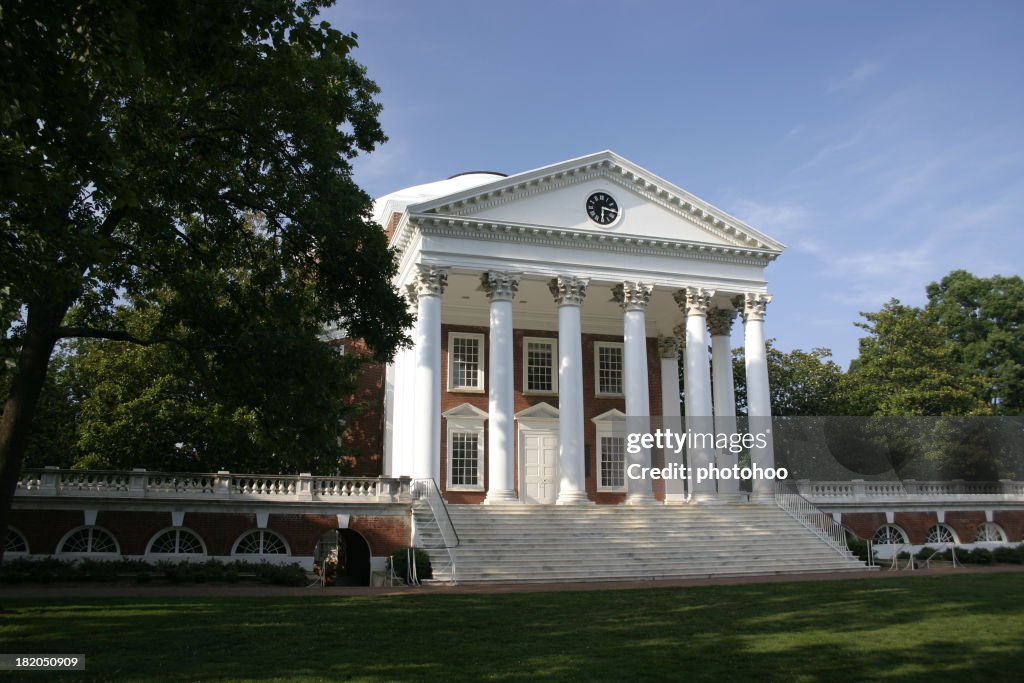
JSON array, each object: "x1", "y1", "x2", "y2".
[{"x1": 1, "y1": 573, "x2": 1023, "y2": 681}]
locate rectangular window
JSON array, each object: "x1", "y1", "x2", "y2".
[
  {"x1": 524, "y1": 338, "x2": 558, "y2": 394},
  {"x1": 595, "y1": 342, "x2": 624, "y2": 396},
  {"x1": 450, "y1": 432, "x2": 481, "y2": 489},
  {"x1": 599, "y1": 436, "x2": 626, "y2": 491},
  {"x1": 448, "y1": 333, "x2": 484, "y2": 391}
]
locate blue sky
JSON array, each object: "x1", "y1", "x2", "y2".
[{"x1": 320, "y1": 0, "x2": 1024, "y2": 367}]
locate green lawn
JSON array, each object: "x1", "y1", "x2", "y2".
[{"x1": 1, "y1": 574, "x2": 1023, "y2": 682}]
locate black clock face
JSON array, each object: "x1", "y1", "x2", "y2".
[{"x1": 586, "y1": 192, "x2": 619, "y2": 225}]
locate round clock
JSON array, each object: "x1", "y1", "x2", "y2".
[{"x1": 586, "y1": 192, "x2": 620, "y2": 225}]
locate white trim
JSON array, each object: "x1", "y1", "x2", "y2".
[
  {"x1": 56, "y1": 525, "x2": 121, "y2": 556},
  {"x1": 145, "y1": 527, "x2": 208, "y2": 557},
  {"x1": 522, "y1": 336, "x2": 558, "y2": 395},
  {"x1": 231, "y1": 529, "x2": 291, "y2": 556},
  {"x1": 444, "y1": 406, "x2": 486, "y2": 492},
  {"x1": 593, "y1": 409, "x2": 628, "y2": 492},
  {"x1": 594, "y1": 341, "x2": 625, "y2": 397},
  {"x1": 872, "y1": 524, "x2": 909, "y2": 545},
  {"x1": 5, "y1": 526, "x2": 29, "y2": 555},
  {"x1": 447, "y1": 332, "x2": 486, "y2": 392},
  {"x1": 925, "y1": 523, "x2": 960, "y2": 545}
]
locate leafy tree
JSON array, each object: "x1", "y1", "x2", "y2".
[
  {"x1": 1, "y1": 1, "x2": 412, "y2": 561},
  {"x1": 925, "y1": 270, "x2": 1024, "y2": 414},
  {"x1": 730, "y1": 341, "x2": 847, "y2": 416},
  {"x1": 843, "y1": 300, "x2": 990, "y2": 416}
]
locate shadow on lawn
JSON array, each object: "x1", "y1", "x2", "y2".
[{"x1": 1, "y1": 575, "x2": 1023, "y2": 682}]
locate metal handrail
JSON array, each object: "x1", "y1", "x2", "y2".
[
  {"x1": 774, "y1": 480, "x2": 851, "y2": 558},
  {"x1": 889, "y1": 543, "x2": 916, "y2": 571},
  {"x1": 921, "y1": 544, "x2": 962, "y2": 569},
  {"x1": 411, "y1": 478, "x2": 460, "y2": 584}
]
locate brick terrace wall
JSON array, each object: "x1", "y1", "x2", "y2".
[
  {"x1": 96, "y1": 511, "x2": 172, "y2": 555},
  {"x1": 841, "y1": 512, "x2": 888, "y2": 540},
  {"x1": 439, "y1": 324, "x2": 665, "y2": 503},
  {"x1": 893, "y1": 511, "x2": 939, "y2": 544},
  {"x1": 350, "y1": 515, "x2": 410, "y2": 556},
  {"x1": 9, "y1": 509, "x2": 85, "y2": 554},
  {"x1": 10, "y1": 507, "x2": 410, "y2": 559},
  {"x1": 994, "y1": 511, "x2": 1024, "y2": 542},
  {"x1": 943, "y1": 511, "x2": 987, "y2": 544}
]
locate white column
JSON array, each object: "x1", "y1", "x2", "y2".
[
  {"x1": 659, "y1": 335, "x2": 686, "y2": 504},
  {"x1": 613, "y1": 282, "x2": 656, "y2": 504},
  {"x1": 482, "y1": 271, "x2": 520, "y2": 504},
  {"x1": 549, "y1": 276, "x2": 592, "y2": 504},
  {"x1": 739, "y1": 293, "x2": 776, "y2": 503},
  {"x1": 708, "y1": 307, "x2": 742, "y2": 501},
  {"x1": 674, "y1": 287, "x2": 717, "y2": 502},
  {"x1": 409, "y1": 265, "x2": 448, "y2": 482}
]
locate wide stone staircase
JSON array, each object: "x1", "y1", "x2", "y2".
[{"x1": 412, "y1": 503, "x2": 869, "y2": 584}]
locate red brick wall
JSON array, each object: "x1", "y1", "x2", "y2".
[
  {"x1": 994, "y1": 511, "x2": 1024, "y2": 542},
  {"x1": 350, "y1": 515, "x2": 410, "y2": 555},
  {"x1": 841, "y1": 512, "x2": 888, "y2": 540},
  {"x1": 439, "y1": 324, "x2": 665, "y2": 503},
  {"x1": 9, "y1": 509, "x2": 84, "y2": 554},
  {"x1": 183, "y1": 512, "x2": 256, "y2": 556},
  {"x1": 894, "y1": 512, "x2": 939, "y2": 544},
  {"x1": 385, "y1": 212, "x2": 403, "y2": 244},
  {"x1": 944, "y1": 511, "x2": 986, "y2": 545},
  {"x1": 268, "y1": 514, "x2": 339, "y2": 556},
  {"x1": 96, "y1": 511, "x2": 172, "y2": 555}
]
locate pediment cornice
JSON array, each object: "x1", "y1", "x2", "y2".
[
  {"x1": 408, "y1": 215, "x2": 778, "y2": 266},
  {"x1": 401, "y1": 151, "x2": 785, "y2": 255}
]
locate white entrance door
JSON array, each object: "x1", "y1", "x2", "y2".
[{"x1": 522, "y1": 431, "x2": 559, "y2": 504}]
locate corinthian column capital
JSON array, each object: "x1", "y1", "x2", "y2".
[
  {"x1": 706, "y1": 307, "x2": 737, "y2": 337},
  {"x1": 410, "y1": 264, "x2": 449, "y2": 298},
  {"x1": 673, "y1": 287, "x2": 716, "y2": 317},
  {"x1": 737, "y1": 293, "x2": 772, "y2": 323},
  {"x1": 480, "y1": 271, "x2": 521, "y2": 302},
  {"x1": 549, "y1": 275, "x2": 589, "y2": 306},
  {"x1": 611, "y1": 281, "x2": 654, "y2": 312},
  {"x1": 657, "y1": 336, "x2": 679, "y2": 358}
]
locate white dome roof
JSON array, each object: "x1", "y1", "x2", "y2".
[{"x1": 373, "y1": 172, "x2": 506, "y2": 223}]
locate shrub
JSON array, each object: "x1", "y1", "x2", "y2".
[
  {"x1": 968, "y1": 548, "x2": 994, "y2": 565},
  {"x1": 391, "y1": 547, "x2": 433, "y2": 581}
]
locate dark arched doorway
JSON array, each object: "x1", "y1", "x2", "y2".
[{"x1": 314, "y1": 528, "x2": 371, "y2": 586}]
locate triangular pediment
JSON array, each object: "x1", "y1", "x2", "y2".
[
  {"x1": 591, "y1": 408, "x2": 627, "y2": 424},
  {"x1": 515, "y1": 402, "x2": 559, "y2": 421},
  {"x1": 407, "y1": 151, "x2": 783, "y2": 253},
  {"x1": 442, "y1": 403, "x2": 488, "y2": 420}
]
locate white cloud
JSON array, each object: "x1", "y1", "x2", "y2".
[{"x1": 827, "y1": 60, "x2": 881, "y2": 93}]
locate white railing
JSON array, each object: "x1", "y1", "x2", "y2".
[
  {"x1": 411, "y1": 478, "x2": 460, "y2": 584},
  {"x1": 15, "y1": 467, "x2": 409, "y2": 503},
  {"x1": 796, "y1": 478, "x2": 1024, "y2": 502},
  {"x1": 774, "y1": 480, "x2": 852, "y2": 559}
]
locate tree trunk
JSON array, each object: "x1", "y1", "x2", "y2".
[{"x1": 0, "y1": 298, "x2": 71, "y2": 564}]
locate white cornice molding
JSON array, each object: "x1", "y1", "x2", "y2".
[
  {"x1": 408, "y1": 216, "x2": 778, "y2": 266},
  {"x1": 399, "y1": 151, "x2": 785, "y2": 254}
]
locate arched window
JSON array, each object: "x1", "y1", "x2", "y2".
[
  {"x1": 924, "y1": 524, "x2": 958, "y2": 544},
  {"x1": 57, "y1": 526, "x2": 119, "y2": 555},
  {"x1": 872, "y1": 524, "x2": 909, "y2": 546},
  {"x1": 232, "y1": 529, "x2": 289, "y2": 556},
  {"x1": 975, "y1": 523, "x2": 1007, "y2": 543},
  {"x1": 146, "y1": 528, "x2": 207, "y2": 556},
  {"x1": 5, "y1": 527, "x2": 29, "y2": 555}
]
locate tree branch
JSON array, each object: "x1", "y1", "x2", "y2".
[{"x1": 55, "y1": 326, "x2": 180, "y2": 347}]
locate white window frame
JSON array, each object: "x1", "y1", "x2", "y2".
[
  {"x1": 145, "y1": 527, "x2": 208, "y2": 557},
  {"x1": 975, "y1": 522, "x2": 1007, "y2": 543},
  {"x1": 444, "y1": 405, "x2": 487, "y2": 491},
  {"x1": 448, "y1": 332, "x2": 485, "y2": 392},
  {"x1": 593, "y1": 409, "x2": 628, "y2": 492},
  {"x1": 594, "y1": 341, "x2": 625, "y2": 397},
  {"x1": 5, "y1": 526, "x2": 29, "y2": 556},
  {"x1": 231, "y1": 529, "x2": 291, "y2": 556},
  {"x1": 523, "y1": 337, "x2": 558, "y2": 395},
  {"x1": 56, "y1": 525, "x2": 121, "y2": 556}
]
